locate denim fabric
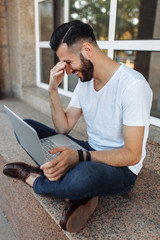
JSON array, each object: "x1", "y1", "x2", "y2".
[{"x1": 23, "y1": 119, "x2": 137, "y2": 200}]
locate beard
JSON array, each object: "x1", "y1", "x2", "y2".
[{"x1": 79, "y1": 53, "x2": 94, "y2": 82}]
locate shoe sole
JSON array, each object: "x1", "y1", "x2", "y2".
[{"x1": 66, "y1": 197, "x2": 99, "y2": 233}]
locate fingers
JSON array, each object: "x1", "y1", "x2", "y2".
[
  {"x1": 50, "y1": 61, "x2": 66, "y2": 76},
  {"x1": 40, "y1": 146, "x2": 79, "y2": 181},
  {"x1": 44, "y1": 166, "x2": 66, "y2": 181},
  {"x1": 41, "y1": 151, "x2": 68, "y2": 181},
  {"x1": 40, "y1": 153, "x2": 60, "y2": 170},
  {"x1": 49, "y1": 61, "x2": 66, "y2": 91},
  {"x1": 49, "y1": 146, "x2": 66, "y2": 154},
  {"x1": 40, "y1": 146, "x2": 67, "y2": 170}
]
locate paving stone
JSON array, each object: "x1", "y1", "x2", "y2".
[{"x1": 0, "y1": 208, "x2": 17, "y2": 240}]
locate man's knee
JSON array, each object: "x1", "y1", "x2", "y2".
[{"x1": 63, "y1": 162, "x2": 103, "y2": 199}]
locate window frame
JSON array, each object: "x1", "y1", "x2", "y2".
[{"x1": 34, "y1": 0, "x2": 160, "y2": 127}]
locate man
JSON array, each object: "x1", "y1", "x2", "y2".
[{"x1": 3, "y1": 20, "x2": 152, "y2": 232}]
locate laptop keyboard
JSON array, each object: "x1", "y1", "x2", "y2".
[{"x1": 40, "y1": 138, "x2": 59, "y2": 161}]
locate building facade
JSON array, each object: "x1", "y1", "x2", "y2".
[{"x1": 0, "y1": 0, "x2": 160, "y2": 127}]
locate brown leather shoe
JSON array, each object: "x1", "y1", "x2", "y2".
[
  {"x1": 3, "y1": 162, "x2": 43, "y2": 183},
  {"x1": 60, "y1": 197, "x2": 98, "y2": 233}
]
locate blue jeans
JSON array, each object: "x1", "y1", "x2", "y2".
[{"x1": 22, "y1": 119, "x2": 137, "y2": 200}]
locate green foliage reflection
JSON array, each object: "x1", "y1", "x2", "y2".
[{"x1": 69, "y1": 0, "x2": 110, "y2": 40}]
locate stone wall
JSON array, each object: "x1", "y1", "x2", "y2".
[
  {"x1": 0, "y1": 0, "x2": 36, "y2": 98},
  {"x1": 0, "y1": 0, "x2": 10, "y2": 98}
]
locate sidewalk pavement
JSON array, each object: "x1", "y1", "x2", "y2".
[{"x1": 0, "y1": 208, "x2": 17, "y2": 240}]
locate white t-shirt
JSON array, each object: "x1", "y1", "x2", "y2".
[{"x1": 69, "y1": 64, "x2": 153, "y2": 175}]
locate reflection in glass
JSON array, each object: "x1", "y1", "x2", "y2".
[
  {"x1": 39, "y1": 0, "x2": 54, "y2": 41},
  {"x1": 116, "y1": 0, "x2": 159, "y2": 40},
  {"x1": 40, "y1": 48, "x2": 54, "y2": 84},
  {"x1": 40, "y1": 48, "x2": 63, "y2": 89},
  {"x1": 39, "y1": 0, "x2": 64, "y2": 41},
  {"x1": 69, "y1": 0, "x2": 110, "y2": 40},
  {"x1": 68, "y1": 74, "x2": 79, "y2": 92},
  {"x1": 114, "y1": 50, "x2": 160, "y2": 118},
  {"x1": 114, "y1": 50, "x2": 135, "y2": 69},
  {"x1": 102, "y1": 49, "x2": 108, "y2": 55},
  {"x1": 39, "y1": 0, "x2": 64, "y2": 87}
]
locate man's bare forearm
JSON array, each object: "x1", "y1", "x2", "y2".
[
  {"x1": 48, "y1": 61, "x2": 71, "y2": 134},
  {"x1": 49, "y1": 90, "x2": 70, "y2": 134},
  {"x1": 90, "y1": 126, "x2": 144, "y2": 167},
  {"x1": 90, "y1": 147, "x2": 141, "y2": 167},
  {"x1": 48, "y1": 61, "x2": 81, "y2": 134}
]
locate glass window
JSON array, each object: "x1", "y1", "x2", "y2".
[
  {"x1": 116, "y1": 0, "x2": 160, "y2": 40},
  {"x1": 69, "y1": 0, "x2": 110, "y2": 40},
  {"x1": 114, "y1": 50, "x2": 160, "y2": 118},
  {"x1": 39, "y1": 0, "x2": 64, "y2": 41},
  {"x1": 39, "y1": 0, "x2": 54, "y2": 41},
  {"x1": 68, "y1": 74, "x2": 79, "y2": 92},
  {"x1": 40, "y1": 48, "x2": 64, "y2": 89},
  {"x1": 39, "y1": 0, "x2": 64, "y2": 87},
  {"x1": 102, "y1": 49, "x2": 108, "y2": 55},
  {"x1": 36, "y1": 0, "x2": 160, "y2": 123},
  {"x1": 40, "y1": 48, "x2": 54, "y2": 84},
  {"x1": 114, "y1": 50, "x2": 136, "y2": 69}
]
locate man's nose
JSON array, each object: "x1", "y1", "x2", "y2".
[{"x1": 65, "y1": 65, "x2": 73, "y2": 75}]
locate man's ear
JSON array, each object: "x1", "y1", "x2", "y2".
[{"x1": 81, "y1": 42, "x2": 93, "y2": 59}]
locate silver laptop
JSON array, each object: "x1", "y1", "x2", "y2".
[{"x1": 4, "y1": 105, "x2": 85, "y2": 166}]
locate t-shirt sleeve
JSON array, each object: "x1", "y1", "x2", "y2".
[
  {"x1": 122, "y1": 80, "x2": 153, "y2": 126},
  {"x1": 69, "y1": 81, "x2": 81, "y2": 109}
]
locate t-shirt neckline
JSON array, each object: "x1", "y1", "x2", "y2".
[{"x1": 92, "y1": 64, "x2": 123, "y2": 94}]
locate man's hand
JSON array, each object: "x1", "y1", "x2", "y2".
[
  {"x1": 49, "y1": 61, "x2": 66, "y2": 93},
  {"x1": 40, "y1": 146, "x2": 79, "y2": 181}
]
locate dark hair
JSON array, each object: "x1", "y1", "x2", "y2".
[{"x1": 50, "y1": 20, "x2": 96, "y2": 51}]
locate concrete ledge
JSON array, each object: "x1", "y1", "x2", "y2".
[
  {"x1": 22, "y1": 86, "x2": 70, "y2": 116},
  {"x1": 0, "y1": 98, "x2": 160, "y2": 239}
]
